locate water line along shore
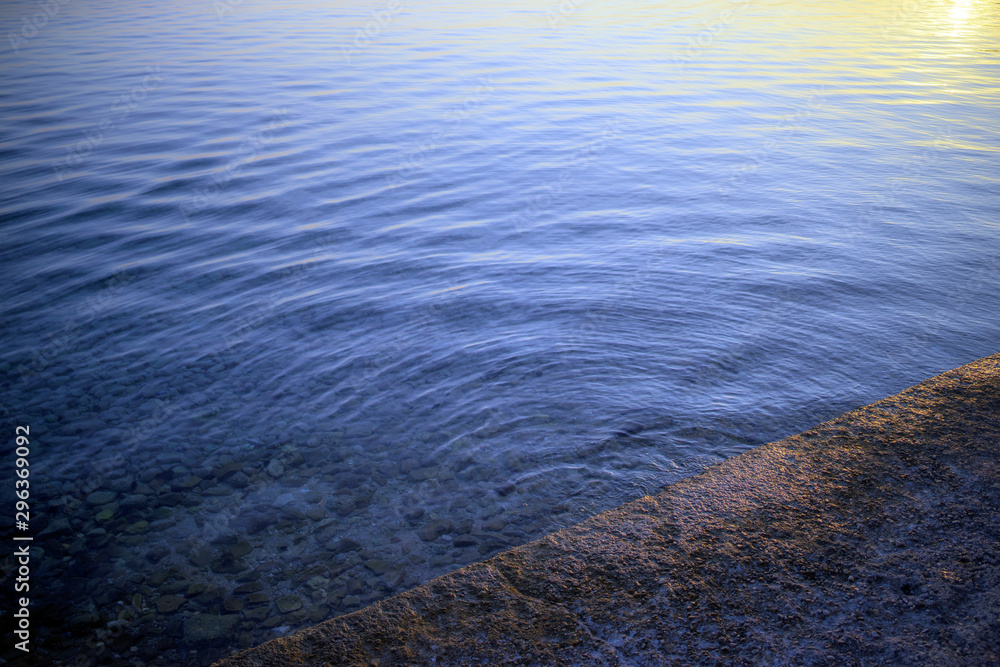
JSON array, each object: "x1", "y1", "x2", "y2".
[{"x1": 217, "y1": 352, "x2": 1000, "y2": 666}]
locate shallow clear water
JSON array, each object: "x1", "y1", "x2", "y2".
[{"x1": 1, "y1": 0, "x2": 998, "y2": 662}]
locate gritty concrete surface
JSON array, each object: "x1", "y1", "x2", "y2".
[{"x1": 216, "y1": 353, "x2": 1000, "y2": 666}]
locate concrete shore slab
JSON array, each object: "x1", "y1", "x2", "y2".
[{"x1": 216, "y1": 353, "x2": 1000, "y2": 666}]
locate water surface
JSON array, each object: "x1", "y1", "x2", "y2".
[{"x1": 1, "y1": 0, "x2": 998, "y2": 663}]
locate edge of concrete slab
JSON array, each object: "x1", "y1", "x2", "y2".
[{"x1": 215, "y1": 353, "x2": 1000, "y2": 666}]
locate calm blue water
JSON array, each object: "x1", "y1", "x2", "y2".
[{"x1": 2, "y1": 0, "x2": 998, "y2": 662}]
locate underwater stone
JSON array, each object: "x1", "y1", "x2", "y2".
[
  {"x1": 108, "y1": 477, "x2": 134, "y2": 493},
  {"x1": 345, "y1": 422, "x2": 375, "y2": 438},
  {"x1": 364, "y1": 559, "x2": 388, "y2": 575},
  {"x1": 244, "y1": 607, "x2": 269, "y2": 622},
  {"x1": 458, "y1": 549, "x2": 480, "y2": 564},
  {"x1": 187, "y1": 583, "x2": 208, "y2": 596},
  {"x1": 482, "y1": 517, "x2": 507, "y2": 532},
  {"x1": 87, "y1": 491, "x2": 117, "y2": 505},
  {"x1": 212, "y1": 461, "x2": 243, "y2": 479},
  {"x1": 407, "y1": 467, "x2": 437, "y2": 482},
  {"x1": 276, "y1": 595, "x2": 303, "y2": 614},
  {"x1": 328, "y1": 538, "x2": 362, "y2": 554},
  {"x1": 189, "y1": 548, "x2": 213, "y2": 567},
  {"x1": 230, "y1": 541, "x2": 252, "y2": 558},
  {"x1": 495, "y1": 482, "x2": 516, "y2": 497},
  {"x1": 126, "y1": 520, "x2": 149, "y2": 534},
  {"x1": 148, "y1": 569, "x2": 172, "y2": 587},
  {"x1": 305, "y1": 506, "x2": 326, "y2": 521},
  {"x1": 233, "y1": 581, "x2": 263, "y2": 594},
  {"x1": 240, "y1": 512, "x2": 278, "y2": 535},
  {"x1": 280, "y1": 505, "x2": 307, "y2": 520},
  {"x1": 156, "y1": 595, "x2": 184, "y2": 614},
  {"x1": 176, "y1": 476, "x2": 202, "y2": 490},
  {"x1": 210, "y1": 556, "x2": 243, "y2": 574},
  {"x1": 383, "y1": 568, "x2": 405, "y2": 590},
  {"x1": 120, "y1": 494, "x2": 148, "y2": 509},
  {"x1": 229, "y1": 472, "x2": 251, "y2": 488},
  {"x1": 151, "y1": 507, "x2": 173, "y2": 520},
  {"x1": 184, "y1": 614, "x2": 240, "y2": 643},
  {"x1": 417, "y1": 519, "x2": 454, "y2": 541}
]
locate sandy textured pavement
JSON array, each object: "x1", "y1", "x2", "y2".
[{"x1": 216, "y1": 353, "x2": 1000, "y2": 666}]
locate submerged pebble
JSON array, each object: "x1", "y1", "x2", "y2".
[{"x1": 276, "y1": 595, "x2": 303, "y2": 613}]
